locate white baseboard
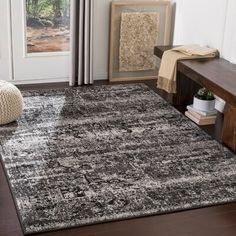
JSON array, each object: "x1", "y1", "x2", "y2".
[
  {"x1": 9, "y1": 74, "x2": 108, "y2": 85},
  {"x1": 11, "y1": 77, "x2": 69, "y2": 85},
  {"x1": 93, "y1": 73, "x2": 108, "y2": 81}
]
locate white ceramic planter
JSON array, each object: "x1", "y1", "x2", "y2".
[{"x1": 193, "y1": 96, "x2": 215, "y2": 112}]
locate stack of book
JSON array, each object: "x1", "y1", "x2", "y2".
[{"x1": 185, "y1": 105, "x2": 217, "y2": 125}]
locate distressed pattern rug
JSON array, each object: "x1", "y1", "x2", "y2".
[{"x1": 0, "y1": 84, "x2": 236, "y2": 234}]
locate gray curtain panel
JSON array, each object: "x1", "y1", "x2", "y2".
[{"x1": 70, "y1": 0, "x2": 93, "y2": 86}]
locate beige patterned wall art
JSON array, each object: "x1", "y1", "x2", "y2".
[
  {"x1": 109, "y1": 1, "x2": 171, "y2": 82},
  {"x1": 119, "y1": 12, "x2": 159, "y2": 72}
]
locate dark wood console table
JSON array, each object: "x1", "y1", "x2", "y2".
[{"x1": 154, "y1": 46, "x2": 236, "y2": 152}]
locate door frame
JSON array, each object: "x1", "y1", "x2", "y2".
[
  {"x1": 0, "y1": 0, "x2": 13, "y2": 81},
  {"x1": 10, "y1": 0, "x2": 70, "y2": 83}
]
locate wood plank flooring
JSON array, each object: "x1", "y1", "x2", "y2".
[{"x1": 1, "y1": 80, "x2": 236, "y2": 236}]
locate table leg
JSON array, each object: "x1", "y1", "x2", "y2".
[{"x1": 222, "y1": 103, "x2": 236, "y2": 152}]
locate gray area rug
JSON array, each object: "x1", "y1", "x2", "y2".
[{"x1": 0, "y1": 84, "x2": 236, "y2": 234}]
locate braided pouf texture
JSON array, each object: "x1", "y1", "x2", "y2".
[{"x1": 0, "y1": 80, "x2": 23, "y2": 125}]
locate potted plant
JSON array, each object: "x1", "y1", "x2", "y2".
[{"x1": 193, "y1": 88, "x2": 215, "y2": 112}]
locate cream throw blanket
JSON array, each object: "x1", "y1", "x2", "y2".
[{"x1": 157, "y1": 45, "x2": 218, "y2": 93}]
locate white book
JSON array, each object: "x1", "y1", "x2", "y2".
[{"x1": 187, "y1": 105, "x2": 217, "y2": 116}]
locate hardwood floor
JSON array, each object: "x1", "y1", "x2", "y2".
[{"x1": 1, "y1": 80, "x2": 236, "y2": 236}]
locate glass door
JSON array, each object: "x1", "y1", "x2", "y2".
[
  {"x1": 11, "y1": 0, "x2": 71, "y2": 82},
  {"x1": 0, "y1": 0, "x2": 12, "y2": 81}
]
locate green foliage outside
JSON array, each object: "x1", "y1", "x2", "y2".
[{"x1": 26, "y1": 0, "x2": 70, "y2": 27}]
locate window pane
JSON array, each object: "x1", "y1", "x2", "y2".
[{"x1": 26, "y1": 0, "x2": 70, "y2": 53}]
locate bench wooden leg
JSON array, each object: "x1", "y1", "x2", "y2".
[
  {"x1": 172, "y1": 72, "x2": 201, "y2": 106},
  {"x1": 222, "y1": 103, "x2": 236, "y2": 152}
]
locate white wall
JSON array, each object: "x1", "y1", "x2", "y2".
[
  {"x1": 93, "y1": 0, "x2": 111, "y2": 80},
  {"x1": 222, "y1": 0, "x2": 236, "y2": 64},
  {"x1": 173, "y1": 0, "x2": 228, "y2": 53},
  {"x1": 0, "y1": 0, "x2": 12, "y2": 81}
]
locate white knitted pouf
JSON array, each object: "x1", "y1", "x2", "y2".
[{"x1": 0, "y1": 80, "x2": 23, "y2": 125}]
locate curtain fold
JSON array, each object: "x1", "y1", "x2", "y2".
[{"x1": 70, "y1": 0, "x2": 93, "y2": 86}]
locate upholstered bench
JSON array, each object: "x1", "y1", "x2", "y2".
[{"x1": 0, "y1": 80, "x2": 23, "y2": 125}]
